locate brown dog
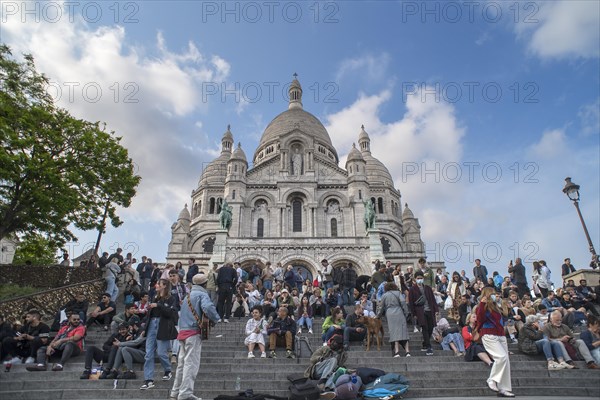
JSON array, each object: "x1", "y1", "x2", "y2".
[{"x1": 357, "y1": 315, "x2": 384, "y2": 351}]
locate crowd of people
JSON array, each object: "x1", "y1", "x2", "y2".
[{"x1": 1, "y1": 253, "x2": 599, "y2": 399}]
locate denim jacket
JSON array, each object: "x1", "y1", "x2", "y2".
[{"x1": 178, "y1": 285, "x2": 220, "y2": 331}]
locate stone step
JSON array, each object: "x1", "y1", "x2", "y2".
[{"x1": 2, "y1": 385, "x2": 599, "y2": 400}]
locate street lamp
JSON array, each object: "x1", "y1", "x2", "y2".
[{"x1": 562, "y1": 177, "x2": 597, "y2": 260}]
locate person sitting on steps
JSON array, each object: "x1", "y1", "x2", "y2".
[{"x1": 267, "y1": 306, "x2": 297, "y2": 358}]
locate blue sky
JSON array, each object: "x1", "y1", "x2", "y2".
[{"x1": 2, "y1": 1, "x2": 599, "y2": 283}]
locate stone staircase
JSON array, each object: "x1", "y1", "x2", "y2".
[{"x1": 1, "y1": 309, "x2": 599, "y2": 400}]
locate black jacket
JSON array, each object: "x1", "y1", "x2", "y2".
[
  {"x1": 186, "y1": 264, "x2": 199, "y2": 284},
  {"x1": 146, "y1": 295, "x2": 178, "y2": 341},
  {"x1": 216, "y1": 265, "x2": 237, "y2": 290}
]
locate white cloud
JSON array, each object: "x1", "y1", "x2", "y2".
[
  {"x1": 335, "y1": 53, "x2": 391, "y2": 83},
  {"x1": 529, "y1": 129, "x2": 567, "y2": 158},
  {"x1": 578, "y1": 99, "x2": 600, "y2": 136},
  {"x1": 515, "y1": 0, "x2": 600, "y2": 59},
  {"x1": 1, "y1": 2, "x2": 231, "y2": 225}
]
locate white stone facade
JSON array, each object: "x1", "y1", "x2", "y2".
[{"x1": 167, "y1": 77, "x2": 431, "y2": 277}]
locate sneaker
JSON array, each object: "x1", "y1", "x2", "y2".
[
  {"x1": 118, "y1": 370, "x2": 137, "y2": 379},
  {"x1": 298, "y1": 328, "x2": 302, "y2": 334},
  {"x1": 260, "y1": 352, "x2": 266, "y2": 358},
  {"x1": 248, "y1": 352, "x2": 255, "y2": 359},
  {"x1": 587, "y1": 362, "x2": 600, "y2": 369},
  {"x1": 106, "y1": 370, "x2": 119, "y2": 379},
  {"x1": 565, "y1": 360, "x2": 579, "y2": 369},
  {"x1": 9, "y1": 357, "x2": 22, "y2": 364},
  {"x1": 103, "y1": 325, "x2": 109, "y2": 331},
  {"x1": 26, "y1": 364, "x2": 46, "y2": 372},
  {"x1": 413, "y1": 326, "x2": 419, "y2": 333},
  {"x1": 269, "y1": 350, "x2": 277, "y2": 358},
  {"x1": 487, "y1": 378, "x2": 499, "y2": 392},
  {"x1": 308, "y1": 329, "x2": 313, "y2": 334},
  {"x1": 497, "y1": 390, "x2": 515, "y2": 397},
  {"x1": 223, "y1": 319, "x2": 229, "y2": 323},
  {"x1": 140, "y1": 380, "x2": 155, "y2": 390},
  {"x1": 322, "y1": 342, "x2": 328, "y2": 347},
  {"x1": 99, "y1": 369, "x2": 110, "y2": 379},
  {"x1": 393, "y1": 352, "x2": 401, "y2": 358},
  {"x1": 286, "y1": 350, "x2": 296, "y2": 359},
  {"x1": 217, "y1": 319, "x2": 222, "y2": 323},
  {"x1": 420, "y1": 347, "x2": 427, "y2": 352},
  {"x1": 320, "y1": 392, "x2": 337, "y2": 400},
  {"x1": 24, "y1": 357, "x2": 35, "y2": 364},
  {"x1": 425, "y1": 348, "x2": 434, "y2": 356},
  {"x1": 170, "y1": 354, "x2": 178, "y2": 364},
  {"x1": 51, "y1": 364, "x2": 63, "y2": 371},
  {"x1": 560, "y1": 361, "x2": 575, "y2": 369},
  {"x1": 405, "y1": 352, "x2": 411, "y2": 357},
  {"x1": 162, "y1": 371, "x2": 173, "y2": 380},
  {"x1": 548, "y1": 361, "x2": 565, "y2": 370},
  {"x1": 80, "y1": 369, "x2": 91, "y2": 379}
]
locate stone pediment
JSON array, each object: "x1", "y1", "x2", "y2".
[{"x1": 314, "y1": 160, "x2": 347, "y2": 183}]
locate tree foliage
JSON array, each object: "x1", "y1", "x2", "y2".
[
  {"x1": 0, "y1": 44, "x2": 141, "y2": 247},
  {"x1": 11, "y1": 233, "x2": 58, "y2": 265}
]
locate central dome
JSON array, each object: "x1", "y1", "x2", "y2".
[{"x1": 258, "y1": 108, "x2": 334, "y2": 148}]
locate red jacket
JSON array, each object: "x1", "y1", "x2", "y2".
[{"x1": 475, "y1": 304, "x2": 504, "y2": 337}]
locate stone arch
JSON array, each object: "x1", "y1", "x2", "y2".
[
  {"x1": 244, "y1": 192, "x2": 276, "y2": 208},
  {"x1": 328, "y1": 254, "x2": 369, "y2": 275},
  {"x1": 378, "y1": 228, "x2": 404, "y2": 251},
  {"x1": 278, "y1": 254, "x2": 319, "y2": 277},
  {"x1": 229, "y1": 252, "x2": 269, "y2": 266},
  {"x1": 317, "y1": 191, "x2": 349, "y2": 207},
  {"x1": 281, "y1": 187, "x2": 311, "y2": 203}
]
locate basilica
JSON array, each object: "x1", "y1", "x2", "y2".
[{"x1": 167, "y1": 76, "x2": 435, "y2": 278}]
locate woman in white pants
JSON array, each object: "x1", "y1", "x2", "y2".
[{"x1": 476, "y1": 287, "x2": 515, "y2": 398}]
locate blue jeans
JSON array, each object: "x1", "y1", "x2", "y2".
[
  {"x1": 341, "y1": 287, "x2": 353, "y2": 306},
  {"x1": 535, "y1": 338, "x2": 564, "y2": 360},
  {"x1": 297, "y1": 316, "x2": 313, "y2": 330},
  {"x1": 263, "y1": 280, "x2": 273, "y2": 291},
  {"x1": 105, "y1": 277, "x2": 119, "y2": 302},
  {"x1": 324, "y1": 281, "x2": 333, "y2": 291},
  {"x1": 144, "y1": 318, "x2": 171, "y2": 381}
]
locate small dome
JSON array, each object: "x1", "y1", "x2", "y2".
[
  {"x1": 198, "y1": 152, "x2": 229, "y2": 186},
  {"x1": 230, "y1": 142, "x2": 247, "y2": 163},
  {"x1": 346, "y1": 143, "x2": 364, "y2": 163},
  {"x1": 358, "y1": 125, "x2": 370, "y2": 142},
  {"x1": 222, "y1": 124, "x2": 233, "y2": 141},
  {"x1": 402, "y1": 203, "x2": 415, "y2": 220},
  {"x1": 178, "y1": 204, "x2": 191, "y2": 221}
]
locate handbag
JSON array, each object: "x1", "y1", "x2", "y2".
[
  {"x1": 186, "y1": 295, "x2": 209, "y2": 340},
  {"x1": 444, "y1": 296, "x2": 454, "y2": 310}
]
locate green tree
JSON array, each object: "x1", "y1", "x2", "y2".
[
  {"x1": 0, "y1": 44, "x2": 141, "y2": 247},
  {"x1": 11, "y1": 233, "x2": 57, "y2": 265}
]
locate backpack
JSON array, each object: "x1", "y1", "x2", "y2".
[
  {"x1": 287, "y1": 376, "x2": 320, "y2": 400},
  {"x1": 335, "y1": 373, "x2": 362, "y2": 400},
  {"x1": 362, "y1": 373, "x2": 409, "y2": 399}
]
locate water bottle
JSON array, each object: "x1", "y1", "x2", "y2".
[
  {"x1": 351, "y1": 374, "x2": 357, "y2": 385},
  {"x1": 235, "y1": 376, "x2": 241, "y2": 391}
]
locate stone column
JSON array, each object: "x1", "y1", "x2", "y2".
[
  {"x1": 209, "y1": 229, "x2": 228, "y2": 266},
  {"x1": 367, "y1": 228, "x2": 386, "y2": 264}
]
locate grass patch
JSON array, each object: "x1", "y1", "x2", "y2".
[{"x1": 0, "y1": 284, "x2": 39, "y2": 301}]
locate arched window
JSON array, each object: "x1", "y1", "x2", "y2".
[
  {"x1": 217, "y1": 198, "x2": 223, "y2": 214},
  {"x1": 292, "y1": 199, "x2": 302, "y2": 232},
  {"x1": 330, "y1": 218, "x2": 338, "y2": 237},
  {"x1": 257, "y1": 218, "x2": 264, "y2": 237},
  {"x1": 358, "y1": 190, "x2": 362, "y2": 200},
  {"x1": 391, "y1": 200, "x2": 395, "y2": 216},
  {"x1": 198, "y1": 200, "x2": 202, "y2": 216},
  {"x1": 209, "y1": 198, "x2": 215, "y2": 214},
  {"x1": 378, "y1": 197, "x2": 384, "y2": 214},
  {"x1": 232, "y1": 190, "x2": 236, "y2": 200}
]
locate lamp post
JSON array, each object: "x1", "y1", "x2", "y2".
[{"x1": 562, "y1": 177, "x2": 597, "y2": 260}]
